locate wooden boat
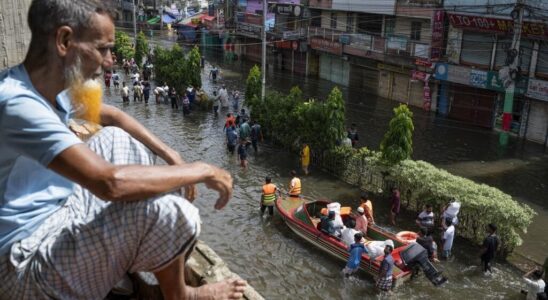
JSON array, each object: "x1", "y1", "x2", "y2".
[{"x1": 276, "y1": 196, "x2": 413, "y2": 287}]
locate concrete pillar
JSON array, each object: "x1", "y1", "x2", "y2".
[{"x1": 0, "y1": 0, "x2": 32, "y2": 69}]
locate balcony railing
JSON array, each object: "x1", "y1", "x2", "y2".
[
  {"x1": 121, "y1": 0, "x2": 135, "y2": 11},
  {"x1": 271, "y1": 27, "x2": 307, "y2": 40},
  {"x1": 386, "y1": 35, "x2": 430, "y2": 59},
  {"x1": 308, "y1": 26, "x2": 431, "y2": 60},
  {"x1": 308, "y1": 26, "x2": 344, "y2": 42}
]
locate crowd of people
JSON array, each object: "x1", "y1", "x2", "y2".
[
  {"x1": 222, "y1": 107, "x2": 264, "y2": 170},
  {"x1": 105, "y1": 56, "x2": 215, "y2": 118}
]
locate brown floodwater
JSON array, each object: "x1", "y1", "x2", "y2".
[{"x1": 111, "y1": 30, "x2": 547, "y2": 298}]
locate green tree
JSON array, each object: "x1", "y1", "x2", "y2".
[
  {"x1": 380, "y1": 104, "x2": 414, "y2": 165},
  {"x1": 187, "y1": 46, "x2": 202, "y2": 88},
  {"x1": 245, "y1": 65, "x2": 262, "y2": 110},
  {"x1": 154, "y1": 45, "x2": 186, "y2": 92},
  {"x1": 322, "y1": 87, "x2": 346, "y2": 149},
  {"x1": 134, "y1": 31, "x2": 149, "y2": 67},
  {"x1": 114, "y1": 31, "x2": 134, "y2": 61}
]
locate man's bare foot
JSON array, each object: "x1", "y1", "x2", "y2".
[{"x1": 186, "y1": 278, "x2": 247, "y2": 300}]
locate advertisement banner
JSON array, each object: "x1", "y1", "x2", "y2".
[
  {"x1": 447, "y1": 25, "x2": 462, "y2": 64},
  {"x1": 431, "y1": 10, "x2": 445, "y2": 61},
  {"x1": 469, "y1": 69, "x2": 488, "y2": 89},
  {"x1": 526, "y1": 79, "x2": 548, "y2": 102},
  {"x1": 448, "y1": 13, "x2": 548, "y2": 40},
  {"x1": 310, "y1": 37, "x2": 342, "y2": 55}
]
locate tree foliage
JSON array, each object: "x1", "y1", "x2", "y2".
[
  {"x1": 153, "y1": 45, "x2": 203, "y2": 92},
  {"x1": 245, "y1": 78, "x2": 345, "y2": 152},
  {"x1": 245, "y1": 65, "x2": 262, "y2": 110},
  {"x1": 187, "y1": 46, "x2": 202, "y2": 88},
  {"x1": 380, "y1": 104, "x2": 414, "y2": 165},
  {"x1": 134, "y1": 31, "x2": 149, "y2": 67},
  {"x1": 154, "y1": 45, "x2": 186, "y2": 92},
  {"x1": 114, "y1": 31, "x2": 134, "y2": 61}
]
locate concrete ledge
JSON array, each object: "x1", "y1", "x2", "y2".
[
  {"x1": 129, "y1": 241, "x2": 264, "y2": 300},
  {"x1": 186, "y1": 241, "x2": 264, "y2": 300}
]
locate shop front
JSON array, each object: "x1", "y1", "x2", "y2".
[
  {"x1": 377, "y1": 63, "x2": 413, "y2": 105},
  {"x1": 434, "y1": 63, "x2": 525, "y2": 129},
  {"x1": 524, "y1": 79, "x2": 548, "y2": 146},
  {"x1": 310, "y1": 37, "x2": 349, "y2": 86},
  {"x1": 274, "y1": 40, "x2": 307, "y2": 74}
]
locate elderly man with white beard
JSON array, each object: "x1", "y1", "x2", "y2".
[{"x1": 0, "y1": 0, "x2": 246, "y2": 299}]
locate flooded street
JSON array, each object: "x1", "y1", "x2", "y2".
[
  {"x1": 104, "y1": 65, "x2": 538, "y2": 299},
  {"x1": 203, "y1": 55, "x2": 548, "y2": 265},
  {"x1": 109, "y1": 31, "x2": 547, "y2": 298}
]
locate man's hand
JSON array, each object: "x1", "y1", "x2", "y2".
[{"x1": 203, "y1": 165, "x2": 233, "y2": 210}]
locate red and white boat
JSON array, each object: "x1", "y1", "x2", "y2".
[{"x1": 275, "y1": 196, "x2": 414, "y2": 287}]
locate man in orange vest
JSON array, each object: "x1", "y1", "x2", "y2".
[
  {"x1": 359, "y1": 192, "x2": 375, "y2": 224},
  {"x1": 288, "y1": 170, "x2": 301, "y2": 197},
  {"x1": 261, "y1": 177, "x2": 280, "y2": 216}
]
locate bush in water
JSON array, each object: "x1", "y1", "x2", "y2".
[
  {"x1": 245, "y1": 65, "x2": 262, "y2": 111},
  {"x1": 134, "y1": 31, "x2": 148, "y2": 67},
  {"x1": 322, "y1": 146, "x2": 535, "y2": 256},
  {"x1": 247, "y1": 85, "x2": 345, "y2": 152},
  {"x1": 114, "y1": 31, "x2": 134, "y2": 61},
  {"x1": 153, "y1": 45, "x2": 203, "y2": 92},
  {"x1": 380, "y1": 104, "x2": 414, "y2": 165}
]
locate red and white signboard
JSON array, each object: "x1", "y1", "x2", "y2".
[
  {"x1": 448, "y1": 13, "x2": 548, "y2": 40},
  {"x1": 431, "y1": 10, "x2": 445, "y2": 61}
]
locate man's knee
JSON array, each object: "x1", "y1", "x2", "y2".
[
  {"x1": 87, "y1": 126, "x2": 155, "y2": 165},
  {"x1": 128, "y1": 195, "x2": 200, "y2": 273},
  {"x1": 97, "y1": 126, "x2": 131, "y2": 140}
]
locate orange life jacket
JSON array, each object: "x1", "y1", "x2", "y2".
[
  {"x1": 262, "y1": 183, "x2": 277, "y2": 204},
  {"x1": 289, "y1": 177, "x2": 301, "y2": 197}
]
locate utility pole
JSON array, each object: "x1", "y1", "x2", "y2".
[
  {"x1": 133, "y1": 0, "x2": 138, "y2": 44},
  {"x1": 261, "y1": 0, "x2": 267, "y2": 100},
  {"x1": 500, "y1": 0, "x2": 524, "y2": 145}
]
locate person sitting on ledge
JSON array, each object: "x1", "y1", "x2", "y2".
[{"x1": 0, "y1": 1, "x2": 246, "y2": 299}]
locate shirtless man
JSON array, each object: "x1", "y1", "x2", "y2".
[{"x1": 0, "y1": 1, "x2": 245, "y2": 299}]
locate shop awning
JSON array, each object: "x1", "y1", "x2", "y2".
[
  {"x1": 147, "y1": 16, "x2": 160, "y2": 25},
  {"x1": 162, "y1": 14, "x2": 176, "y2": 24},
  {"x1": 177, "y1": 13, "x2": 209, "y2": 27},
  {"x1": 181, "y1": 22, "x2": 199, "y2": 28}
]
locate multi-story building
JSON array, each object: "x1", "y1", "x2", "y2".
[
  {"x1": 268, "y1": 1, "x2": 308, "y2": 74},
  {"x1": 228, "y1": 0, "x2": 303, "y2": 65},
  {"x1": 306, "y1": 0, "x2": 442, "y2": 110},
  {"x1": 436, "y1": 0, "x2": 548, "y2": 145},
  {"x1": 221, "y1": 0, "x2": 548, "y2": 146}
]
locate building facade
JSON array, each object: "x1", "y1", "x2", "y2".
[
  {"x1": 437, "y1": 0, "x2": 548, "y2": 145},
  {"x1": 215, "y1": 0, "x2": 548, "y2": 145},
  {"x1": 306, "y1": 0, "x2": 441, "y2": 110}
]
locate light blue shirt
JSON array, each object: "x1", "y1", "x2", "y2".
[{"x1": 0, "y1": 64, "x2": 83, "y2": 256}]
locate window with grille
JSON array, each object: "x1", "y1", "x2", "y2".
[
  {"x1": 330, "y1": 12, "x2": 337, "y2": 29},
  {"x1": 411, "y1": 21, "x2": 422, "y2": 41},
  {"x1": 346, "y1": 12, "x2": 354, "y2": 32}
]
